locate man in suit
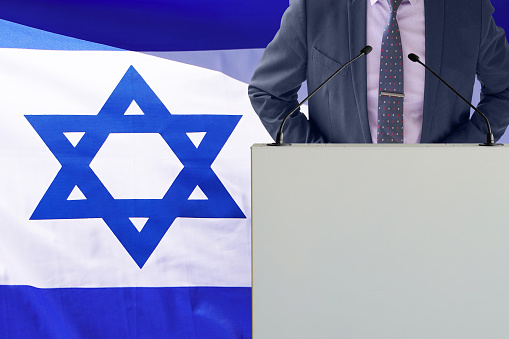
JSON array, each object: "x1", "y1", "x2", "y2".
[{"x1": 248, "y1": 0, "x2": 509, "y2": 143}]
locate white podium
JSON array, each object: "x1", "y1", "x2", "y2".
[{"x1": 252, "y1": 144, "x2": 509, "y2": 339}]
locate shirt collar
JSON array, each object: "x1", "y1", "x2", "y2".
[{"x1": 370, "y1": 0, "x2": 419, "y2": 6}]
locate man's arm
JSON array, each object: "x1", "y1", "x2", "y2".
[
  {"x1": 248, "y1": 0, "x2": 325, "y2": 143},
  {"x1": 442, "y1": 0, "x2": 509, "y2": 143}
]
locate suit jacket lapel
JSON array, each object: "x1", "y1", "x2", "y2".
[
  {"x1": 421, "y1": 0, "x2": 445, "y2": 142},
  {"x1": 347, "y1": 0, "x2": 371, "y2": 142}
]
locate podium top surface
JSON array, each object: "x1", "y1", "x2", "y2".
[{"x1": 252, "y1": 143, "x2": 506, "y2": 149}]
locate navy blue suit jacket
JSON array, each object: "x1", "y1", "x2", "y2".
[{"x1": 248, "y1": 0, "x2": 509, "y2": 143}]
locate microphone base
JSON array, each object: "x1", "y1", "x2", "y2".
[
  {"x1": 267, "y1": 142, "x2": 292, "y2": 146},
  {"x1": 479, "y1": 143, "x2": 504, "y2": 146}
]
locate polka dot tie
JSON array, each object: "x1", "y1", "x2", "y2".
[{"x1": 377, "y1": 0, "x2": 404, "y2": 143}]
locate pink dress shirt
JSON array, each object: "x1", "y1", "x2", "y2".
[{"x1": 367, "y1": 0, "x2": 426, "y2": 143}]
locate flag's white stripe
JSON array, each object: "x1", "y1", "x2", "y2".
[{"x1": 0, "y1": 49, "x2": 271, "y2": 288}]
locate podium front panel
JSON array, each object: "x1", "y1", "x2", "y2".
[{"x1": 252, "y1": 144, "x2": 509, "y2": 339}]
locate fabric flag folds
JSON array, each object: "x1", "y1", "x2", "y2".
[
  {"x1": 0, "y1": 1, "x2": 282, "y2": 338},
  {"x1": 0, "y1": 1, "x2": 508, "y2": 338}
]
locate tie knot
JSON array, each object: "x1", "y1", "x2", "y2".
[{"x1": 388, "y1": 0, "x2": 402, "y2": 12}]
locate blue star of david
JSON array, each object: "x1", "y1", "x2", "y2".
[{"x1": 25, "y1": 66, "x2": 245, "y2": 268}]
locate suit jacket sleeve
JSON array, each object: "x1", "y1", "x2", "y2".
[
  {"x1": 442, "y1": 0, "x2": 509, "y2": 143},
  {"x1": 248, "y1": 0, "x2": 326, "y2": 143}
]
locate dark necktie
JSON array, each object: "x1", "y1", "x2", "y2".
[{"x1": 377, "y1": 0, "x2": 404, "y2": 143}]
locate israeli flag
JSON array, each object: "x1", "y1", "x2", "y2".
[
  {"x1": 0, "y1": 1, "x2": 508, "y2": 338},
  {"x1": 0, "y1": 1, "x2": 285, "y2": 337}
]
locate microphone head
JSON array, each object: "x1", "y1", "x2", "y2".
[
  {"x1": 408, "y1": 53, "x2": 420, "y2": 62},
  {"x1": 360, "y1": 45, "x2": 373, "y2": 55}
]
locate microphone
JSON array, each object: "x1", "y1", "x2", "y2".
[
  {"x1": 270, "y1": 45, "x2": 373, "y2": 146},
  {"x1": 408, "y1": 53, "x2": 501, "y2": 146}
]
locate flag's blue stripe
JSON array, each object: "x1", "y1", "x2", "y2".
[
  {"x1": 0, "y1": 0, "x2": 288, "y2": 51},
  {"x1": 0, "y1": 1, "x2": 506, "y2": 51},
  {"x1": 0, "y1": 19, "x2": 119, "y2": 51},
  {"x1": 0, "y1": 285, "x2": 252, "y2": 339}
]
